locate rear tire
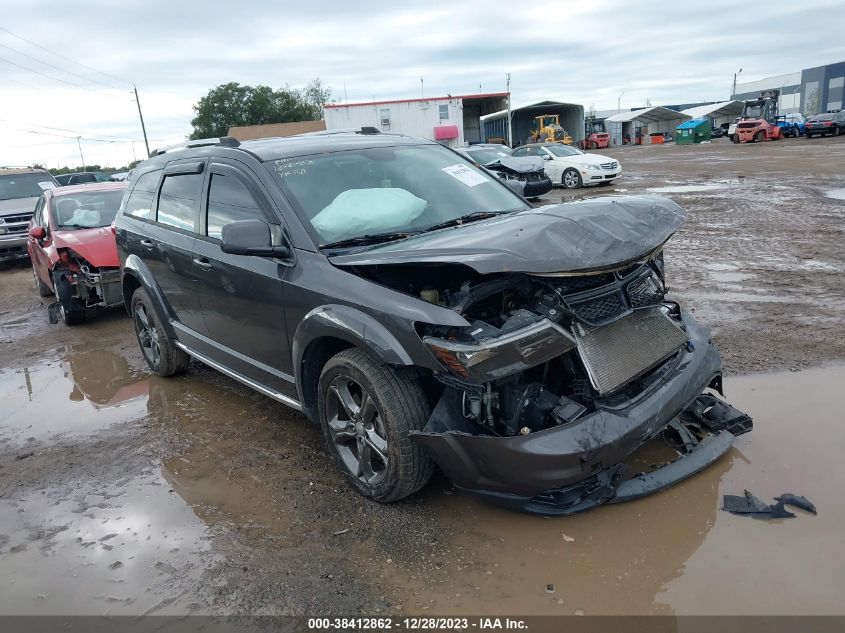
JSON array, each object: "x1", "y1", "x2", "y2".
[
  {"x1": 130, "y1": 287, "x2": 190, "y2": 376},
  {"x1": 317, "y1": 349, "x2": 433, "y2": 503},
  {"x1": 835, "y1": 127, "x2": 841, "y2": 137}
]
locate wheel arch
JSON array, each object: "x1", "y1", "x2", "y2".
[
  {"x1": 121, "y1": 254, "x2": 176, "y2": 340},
  {"x1": 292, "y1": 305, "x2": 416, "y2": 421}
]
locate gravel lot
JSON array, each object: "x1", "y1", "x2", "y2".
[{"x1": 1, "y1": 135, "x2": 843, "y2": 617}]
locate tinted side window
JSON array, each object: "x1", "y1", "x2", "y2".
[
  {"x1": 157, "y1": 173, "x2": 203, "y2": 232},
  {"x1": 124, "y1": 169, "x2": 161, "y2": 220},
  {"x1": 511, "y1": 147, "x2": 528, "y2": 157},
  {"x1": 206, "y1": 174, "x2": 263, "y2": 239}
]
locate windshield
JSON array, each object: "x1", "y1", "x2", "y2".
[
  {"x1": 743, "y1": 105, "x2": 764, "y2": 118},
  {"x1": 545, "y1": 144, "x2": 582, "y2": 157},
  {"x1": 52, "y1": 190, "x2": 125, "y2": 229},
  {"x1": 0, "y1": 173, "x2": 56, "y2": 201},
  {"x1": 266, "y1": 144, "x2": 529, "y2": 246},
  {"x1": 466, "y1": 147, "x2": 512, "y2": 164}
]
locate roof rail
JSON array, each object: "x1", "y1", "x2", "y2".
[
  {"x1": 295, "y1": 126, "x2": 388, "y2": 138},
  {"x1": 150, "y1": 136, "x2": 241, "y2": 157}
]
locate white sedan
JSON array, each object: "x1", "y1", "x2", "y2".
[{"x1": 511, "y1": 142, "x2": 622, "y2": 189}]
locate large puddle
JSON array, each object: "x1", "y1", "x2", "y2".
[
  {"x1": 0, "y1": 345, "x2": 160, "y2": 448},
  {"x1": 2, "y1": 336, "x2": 844, "y2": 616},
  {"x1": 378, "y1": 365, "x2": 845, "y2": 615}
]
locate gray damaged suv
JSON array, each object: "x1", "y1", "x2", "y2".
[
  {"x1": 1, "y1": 167, "x2": 60, "y2": 260},
  {"x1": 114, "y1": 131, "x2": 752, "y2": 515}
]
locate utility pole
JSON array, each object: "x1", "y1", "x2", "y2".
[
  {"x1": 506, "y1": 73, "x2": 513, "y2": 147},
  {"x1": 133, "y1": 84, "x2": 151, "y2": 157},
  {"x1": 617, "y1": 91, "x2": 625, "y2": 113},
  {"x1": 732, "y1": 68, "x2": 743, "y2": 99},
  {"x1": 76, "y1": 136, "x2": 86, "y2": 171}
]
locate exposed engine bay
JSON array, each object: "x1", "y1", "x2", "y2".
[
  {"x1": 354, "y1": 252, "x2": 687, "y2": 438},
  {"x1": 53, "y1": 249, "x2": 122, "y2": 310}
]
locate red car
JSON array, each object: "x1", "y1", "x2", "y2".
[{"x1": 27, "y1": 182, "x2": 127, "y2": 325}]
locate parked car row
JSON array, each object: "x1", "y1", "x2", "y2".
[
  {"x1": 724, "y1": 111, "x2": 844, "y2": 141},
  {"x1": 6, "y1": 129, "x2": 752, "y2": 518}
]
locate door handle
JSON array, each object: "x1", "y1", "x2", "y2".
[
  {"x1": 140, "y1": 239, "x2": 155, "y2": 250},
  {"x1": 193, "y1": 257, "x2": 213, "y2": 271}
]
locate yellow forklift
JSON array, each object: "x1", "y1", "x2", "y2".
[{"x1": 529, "y1": 114, "x2": 573, "y2": 144}]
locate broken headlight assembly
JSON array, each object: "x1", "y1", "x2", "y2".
[{"x1": 423, "y1": 319, "x2": 577, "y2": 382}]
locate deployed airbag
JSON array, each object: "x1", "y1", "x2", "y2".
[
  {"x1": 66, "y1": 208, "x2": 102, "y2": 227},
  {"x1": 311, "y1": 188, "x2": 427, "y2": 242}
]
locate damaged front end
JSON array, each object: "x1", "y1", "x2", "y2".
[
  {"x1": 52, "y1": 248, "x2": 123, "y2": 313},
  {"x1": 335, "y1": 195, "x2": 752, "y2": 515},
  {"x1": 398, "y1": 255, "x2": 750, "y2": 515}
]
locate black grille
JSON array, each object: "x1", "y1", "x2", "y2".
[
  {"x1": 627, "y1": 275, "x2": 664, "y2": 308},
  {"x1": 570, "y1": 292, "x2": 626, "y2": 324},
  {"x1": 553, "y1": 274, "x2": 614, "y2": 294}
]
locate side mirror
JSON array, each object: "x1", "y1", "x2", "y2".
[
  {"x1": 29, "y1": 226, "x2": 46, "y2": 240},
  {"x1": 542, "y1": 154, "x2": 552, "y2": 160},
  {"x1": 220, "y1": 219, "x2": 290, "y2": 258}
]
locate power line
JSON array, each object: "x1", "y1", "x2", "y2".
[
  {"x1": 4, "y1": 125, "x2": 128, "y2": 143},
  {"x1": 0, "y1": 26, "x2": 131, "y2": 90},
  {"x1": 0, "y1": 55, "x2": 133, "y2": 102},
  {"x1": 0, "y1": 41, "x2": 128, "y2": 94},
  {"x1": 0, "y1": 118, "x2": 161, "y2": 143}
]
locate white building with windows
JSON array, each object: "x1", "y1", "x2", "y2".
[{"x1": 323, "y1": 93, "x2": 509, "y2": 147}]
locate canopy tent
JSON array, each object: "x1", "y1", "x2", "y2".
[
  {"x1": 606, "y1": 106, "x2": 690, "y2": 143},
  {"x1": 606, "y1": 106, "x2": 691, "y2": 124},
  {"x1": 681, "y1": 100, "x2": 744, "y2": 122},
  {"x1": 481, "y1": 101, "x2": 585, "y2": 146}
]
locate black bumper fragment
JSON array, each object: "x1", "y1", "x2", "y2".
[{"x1": 411, "y1": 311, "x2": 752, "y2": 516}]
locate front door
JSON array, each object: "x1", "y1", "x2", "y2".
[{"x1": 191, "y1": 162, "x2": 294, "y2": 394}]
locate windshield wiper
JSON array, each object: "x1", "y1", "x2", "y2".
[
  {"x1": 320, "y1": 231, "x2": 417, "y2": 250},
  {"x1": 421, "y1": 210, "x2": 508, "y2": 233}
]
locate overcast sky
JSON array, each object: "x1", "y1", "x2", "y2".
[{"x1": 2, "y1": 0, "x2": 844, "y2": 168}]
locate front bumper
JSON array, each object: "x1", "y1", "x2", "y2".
[
  {"x1": 411, "y1": 311, "x2": 750, "y2": 515},
  {"x1": 0, "y1": 233, "x2": 29, "y2": 260},
  {"x1": 521, "y1": 175, "x2": 553, "y2": 197},
  {"x1": 585, "y1": 169, "x2": 621, "y2": 184}
]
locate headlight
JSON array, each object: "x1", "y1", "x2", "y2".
[
  {"x1": 0, "y1": 228, "x2": 7, "y2": 235},
  {"x1": 423, "y1": 320, "x2": 576, "y2": 382},
  {"x1": 580, "y1": 163, "x2": 601, "y2": 171}
]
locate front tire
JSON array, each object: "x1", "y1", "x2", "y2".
[
  {"x1": 835, "y1": 127, "x2": 841, "y2": 137},
  {"x1": 131, "y1": 287, "x2": 190, "y2": 376},
  {"x1": 33, "y1": 265, "x2": 52, "y2": 297},
  {"x1": 52, "y1": 271, "x2": 85, "y2": 325},
  {"x1": 318, "y1": 349, "x2": 433, "y2": 503},
  {"x1": 562, "y1": 168, "x2": 582, "y2": 189}
]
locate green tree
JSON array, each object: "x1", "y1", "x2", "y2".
[{"x1": 189, "y1": 80, "x2": 330, "y2": 139}]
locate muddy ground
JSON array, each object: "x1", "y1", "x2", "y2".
[{"x1": 1, "y1": 136, "x2": 844, "y2": 617}]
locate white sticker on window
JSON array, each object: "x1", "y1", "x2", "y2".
[
  {"x1": 37, "y1": 181, "x2": 56, "y2": 191},
  {"x1": 441, "y1": 164, "x2": 488, "y2": 187}
]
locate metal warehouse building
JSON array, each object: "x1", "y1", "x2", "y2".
[
  {"x1": 323, "y1": 93, "x2": 509, "y2": 147},
  {"x1": 732, "y1": 60, "x2": 845, "y2": 116}
]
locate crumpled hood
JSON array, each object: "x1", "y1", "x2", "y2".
[
  {"x1": 496, "y1": 155, "x2": 544, "y2": 173},
  {"x1": 0, "y1": 197, "x2": 38, "y2": 216},
  {"x1": 330, "y1": 195, "x2": 686, "y2": 275},
  {"x1": 53, "y1": 227, "x2": 119, "y2": 268}
]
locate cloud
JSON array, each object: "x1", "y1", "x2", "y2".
[{"x1": 1, "y1": 0, "x2": 843, "y2": 166}]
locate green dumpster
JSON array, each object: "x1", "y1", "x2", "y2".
[{"x1": 676, "y1": 118, "x2": 712, "y2": 144}]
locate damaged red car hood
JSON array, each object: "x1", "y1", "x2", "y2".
[
  {"x1": 53, "y1": 227, "x2": 119, "y2": 268},
  {"x1": 330, "y1": 195, "x2": 686, "y2": 275}
]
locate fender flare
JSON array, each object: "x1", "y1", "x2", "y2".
[
  {"x1": 121, "y1": 254, "x2": 176, "y2": 339},
  {"x1": 291, "y1": 304, "x2": 416, "y2": 404}
]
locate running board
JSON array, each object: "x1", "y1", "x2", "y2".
[{"x1": 175, "y1": 341, "x2": 302, "y2": 411}]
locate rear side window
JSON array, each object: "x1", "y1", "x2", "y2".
[
  {"x1": 157, "y1": 173, "x2": 203, "y2": 232},
  {"x1": 206, "y1": 174, "x2": 263, "y2": 239},
  {"x1": 123, "y1": 169, "x2": 161, "y2": 219}
]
